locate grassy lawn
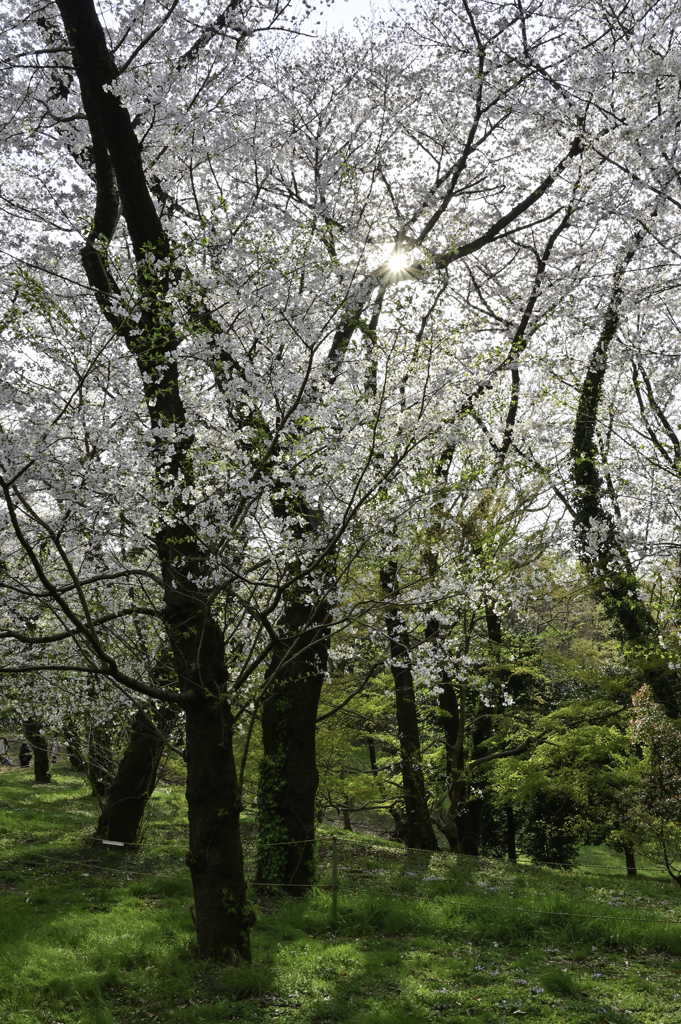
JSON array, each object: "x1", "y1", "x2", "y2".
[{"x1": 1, "y1": 763, "x2": 680, "y2": 1024}]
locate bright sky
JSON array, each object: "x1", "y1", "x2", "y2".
[{"x1": 310, "y1": 0, "x2": 395, "y2": 33}]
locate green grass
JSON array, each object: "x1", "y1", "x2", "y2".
[{"x1": 1, "y1": 762, "x2": 681, "y2": 1024}]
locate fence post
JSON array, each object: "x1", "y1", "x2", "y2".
[{"x1": 331, "y1": 835, "x2": 338, "y2": 926}]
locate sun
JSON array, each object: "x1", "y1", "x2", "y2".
[{"x1": 387, "y1": 252, "x2": 409, "y2": 274}]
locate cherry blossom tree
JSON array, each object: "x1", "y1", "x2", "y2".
[{"x1": 1, "y1": 0, "x2": 681, "y2": 959}]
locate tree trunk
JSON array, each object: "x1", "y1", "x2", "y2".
[
  {"x1": 445, "y1": 607, "x2": 497, "y2": 858},
  {"x1": 367, "y1": 736, "x2": 379, "y2": 776},
  {"x1": 339, "y1": 767, "x2": 353, "y2": 831},
  {"x1": 380, "y1": 561, "x2": 439, "y2": 851},
  {"x1": 506, "y1": 806, "x2": 517, "y2": 862},
  {"x1": 439, "y1": 813, "x2": 461, "y2": 853},
  {"x1": 433, "y1": 678, "x2": 464, "y2": 852},
  {"x1": 96, "y1": 708, "x2": 177, "y2": 844},
  {"x1": 62, "y1": 720, "x2": 87, "y2": 773},
  {"x1": 185, "y1": 690, "x2": 252, "y2": 961},
  {"x1": 147, "y1": 519, "x2": 254, "y2": 960},
  {"x1": 256, "y1": 593, "x2": 329, "y2": 895},
  {"x1": 624, "y1": 844, "x2": 637, "y2": 877},
  {"x1": 86, "y1": 723, "x2": 115, "y2": 802},
  {"x1": 457, "y1": 800, "x2": 482, "y2": 856},
  {"x1": 24, "y1": 719, "x2": 51, "y2": 784},
  {"x1": 386, "y1": 803, "x2": 405, "y2": 842}
]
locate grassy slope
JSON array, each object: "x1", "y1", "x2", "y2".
[{"x1": 1, "y1": 763, "x2": 680, "y2": 1024}]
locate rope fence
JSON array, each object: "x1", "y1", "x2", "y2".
[
  {"x1": 0, "y1": 826, "x2": 672, "y2": 878},
  {"x1": 2, "y1": 833, "x2": 678, "y2": 932},
  {"x1": 2, "y1": 760, "x2": 678, "y2": 934},
  {"x1": 0, "y1": 755, "x2": 670, "y2": 875}
]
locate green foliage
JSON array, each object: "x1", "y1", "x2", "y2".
[
  {"x1": 480, "y1": 578, "x2": 640, "y2": 860},
  {"x1": 315, "y1": 668, "x2": 396, "y2": 828},
  {"x1": 520, "y1": 795, "x2": 581, "y2": 868},
  {"x1": 620, "y1": 685, "x2": 681, "y2": 882}
]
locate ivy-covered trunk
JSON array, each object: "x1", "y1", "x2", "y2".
[
  {"x1": 381, "y1": 561, "x2": 439, "y2": 851},
  {"x1": 24, "y1": 718, "x2": 51, "y2": 784},
  {"x1": 256, "y1": 593, "x2": 329, "y2": 894},
  {"x1": 96, "y1": 708, "x2": 177, "y2": 845},
  {"x1": 570, "y1": 236, "x2": 680, "y2": 716}
]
